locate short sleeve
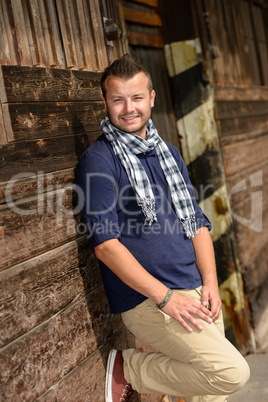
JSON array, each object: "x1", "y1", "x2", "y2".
[{"x1": 75, "y1": 149, "x2": 120, "y2": 249}]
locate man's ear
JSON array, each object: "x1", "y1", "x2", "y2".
[
  {"x1": 150, "y1": 89, "x2": 156, "y2": 108},
  {"x1": 102, "y1": 95, "x2": 107, "y2": 111}
]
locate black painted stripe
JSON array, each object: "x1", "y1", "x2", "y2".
[
  {"x1": 187, "y1": 145, "x2": 225, "y2": 201},
  {"x1": 170, "y1": 62, "x2": 210, "y2": 118}
]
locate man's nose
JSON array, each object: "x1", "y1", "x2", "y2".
[{"x1": 124, "y1": 99, "x2": 135, "y2": 113}]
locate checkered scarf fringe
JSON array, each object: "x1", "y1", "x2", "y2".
[{"x1": 101, "y1": 116, "x2": 197, "y2": 238}]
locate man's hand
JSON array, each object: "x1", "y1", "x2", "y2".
[
  {"x1": 201, "y1": 284, "x2": 222, "y2": 321},
  {"x1": 162, "y1": 291, "x2": 213, "y2": 333}
]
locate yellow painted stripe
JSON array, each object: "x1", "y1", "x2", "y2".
[
  {"x1": 177, "y1": 95, "x2": 217, "y2": 165},
  {"x1": 164, "y1": 39, "x2": 202, "y2": 78},
  {"x1": 198, "y1": 184, "x2": 232, "y2": 242}
]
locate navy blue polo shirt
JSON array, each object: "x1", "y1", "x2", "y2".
[{"x1": 76, "y1": 134, "x2": 212, "y2": 313}]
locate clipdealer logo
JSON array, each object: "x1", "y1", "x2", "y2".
[{"x1": 228, "y1": 170, "x2": 263, "y2": 232}]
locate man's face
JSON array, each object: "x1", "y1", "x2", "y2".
[{"x1": 102, "y1": 72, "x2": 155, "y2": 139}]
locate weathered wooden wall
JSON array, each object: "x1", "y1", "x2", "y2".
[
  {"x1": 0, "y1": 0, "x2": 124, "y2": 70},
  {"x1": 192, "y1": 0, "x2": 268, "y2": 350},
  {"x1": 215, "y1": 86, "x2": 268, "y2": 350},
  {"x1": 0, "y1": 64, "x2": 130, "y2": 401},
  {"x1": 0, "y1": 1, "x2": 168, "y2": 400}
]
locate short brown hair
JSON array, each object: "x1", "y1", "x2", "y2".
[{"x1": 101, "y1": 53, "x2": 153, "y2": 97}]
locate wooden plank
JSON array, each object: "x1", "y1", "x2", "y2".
[
  {"x1": 0, "y1": 0, "x2": 20, "y2": 65},
  {"x1": 214, "y1": 85, "x2": 268, "y2": 101},
  {"x1": 10, "y1": 0, "x2": 32, "y2": 65},
  {"x1": 0, "y1": 103, "x2": 8, "y2": 145},
  {"x1": 0, "y1": 168, "x2": 75, "y2": 205},
  {"x1": 75, "y1": 0, "x2": 97, "y2": 70},
  {"x1": 0, "y1": 131, "x2": 100, "y2": 182},
  {"x1": 23, "y1": 0, "x2": 48, "y2": 67},
  {"x1": 0, "y1": 65, "x2": 102, "y2": 103},
  {"x1": 36, "y1": 328, "x2": 136, "y2": 402},
  {"x1": 39, "y1": 0, "x2": 65, "y2": 68},
  {"x1": 218, "y1": 113, "x2": 268, "y2": 139},
  {"x1": 0, "y1": 185, "x2": 85, "y2": 270},
  {"x1": 3, "y1": 101, "x2": 104, "y2": 142},
  {"x1": 216, "y1": 100, "x2": 268, "y2": 119},
  {"x1": 55, "y1": 0, "x2": 78, "y2": 68},
  {"x1": 234, "y1": 204, "x2": 268, "y2": 268},
  {"x1": 0, "y1": 286, "x2": 124, "y2": 400},
  {"x1": 222, "y1": 134, "x2": 268, "y2": 176},
  {"x1": 0, "y1": 236, "x2": 100, "y2": 346},
  {"x1": 123, "y1": 6, "x2": 162, "y2": 26},
  {"x1": 88, "y1": 0, "x2": 108, "y2": 70},
  {"x1": 226, "y1": 159, "x2": 268, "y2": 208},
  {"x1": 131, "y1": 0, "x2": 159, "y2": 7},
  {"x1": 127, "y1": 30, "x2": 164, "y2": 48},
  {"x1": 0, "y1": 1, "x2": 14, "y2": 65},
  {"x1": 68, "y1": 0, "x2": 87, "y2": 69}
]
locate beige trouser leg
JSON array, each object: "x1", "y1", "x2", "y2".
[{"x1": 121, "y1": 287, "x2": 250, "y2": 402}]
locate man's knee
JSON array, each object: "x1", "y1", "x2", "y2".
[{"x1": 216, "y1": 357, "x2": 250, "y2": 394}]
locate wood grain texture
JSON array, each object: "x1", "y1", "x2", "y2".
[
  {"x1": 0, "y1": 286, "x2": 124, "y2": 401},
  {"x1": 123, "y1": 6, "x2": 162, "y2": 26},
  {"x1": 3, "y1": 101, "x2": 104, "y2": 142},
  {"x1": 0, "y1": 236, "x2": 100, "y2": 346},
  {"x1": 0, "y1": 168, "x2": 75, "y2": 205},
  {"x1": 0, "y1": 185, "x2": 85, "y2": 270},
  {"x1": 36, "y1": 328, "x2": 136, "y2": 401},
  {"x1": 0, "y1": 130, "x2": 100, "y2": 182},
  {"x1": 0, "y1": 66, "x2": 102, "y2": 103}
]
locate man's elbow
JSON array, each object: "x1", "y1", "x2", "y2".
[{"x1": 94, "y1": 238, "x2": 119, "y2": 261}]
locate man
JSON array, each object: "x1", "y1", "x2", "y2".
[{"x1": 76, "y1": 54, "x2": 250, "y2": 402}]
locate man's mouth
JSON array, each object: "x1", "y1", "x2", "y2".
[{"x1": 121, "y1": 115, "x2": 139, "y2": 121}]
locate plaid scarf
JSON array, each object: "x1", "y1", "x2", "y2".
[{"x1": 101, "y1": 116, "x2": 197, "y2": 238}]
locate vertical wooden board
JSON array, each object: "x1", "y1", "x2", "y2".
[
  {"x1": 0, "y1": 287, "x2": 123, "y2": 401},
  {"x1": 41, "y1": 0, "x2": 66, "y2": 68},
  {"x1": 21, "y1": 0, "x2": 45, "y2": 67},
  {"x1": 27, "y1": 0, "x2": 51, "y2": 66},
  {"x1": 0, "y1": 1, "x2": 12, "y2": 64},
  {"x1": 55, "y1": 0, "x2": 78, "y2": 68},
  {"x1": 232, "y1": 0, "x2": 252, "y2": 85},
  {"x1": 202, "y1": 0, "x2": 225, "y2": 85},
  {"x1": 81, "y1": 0, "x2": 100, "y2": 70},
  {"x1": 75, "y1": 0, "x2": 95, "y2": 70},
  {"x1": 88, "y1": 0, "x2": 109, "y2": 70},
  {"x1": 10, "y1": 0, "x2": 32, "y2": 65},
  {"x1": 69, "y1": 0, "x2": 89, "y2": 70},
  {"x1": 1, "y1": 103, "x2": 14, "y2": 142},
  {"x1": 0, "y1": 104, "x2": 8, "y2": 145},
  {"x1": 0, "y1": 0, "x2": 20, "y2": 65}
]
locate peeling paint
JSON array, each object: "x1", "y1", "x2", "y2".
[
  {"x1": 165, "y1": 39, "x2": 202, "y2": 77},
  {"x1": 176, "y1": 96, "x2": 218, "y2": 165},
  {"x1": 198, "y1": 184, "x2": 232, "y2": 242}
]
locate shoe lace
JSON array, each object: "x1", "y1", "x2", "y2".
[{"x1": 120, "y1": 383, "x2": 134, "y2": 401}]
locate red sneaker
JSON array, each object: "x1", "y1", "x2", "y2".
[{"x1": 105, "y1": 349, "x2": 134, "y2": 402}]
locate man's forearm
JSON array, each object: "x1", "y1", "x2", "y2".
[
  {"x1": 94, "y1": 238, "x2": 168, "y2": 304},
  {"x1": 191, "y1": 226, "x2": 222, "y2": 319},
  {"x1": 95, "y1": 236, "x2": 214, "y2": 331},
  {"x1": 191, "y1": 226, "x2": 218, "y2": 286}
]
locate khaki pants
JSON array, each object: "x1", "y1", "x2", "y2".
[{"x1": 121, "y1": 287, "x2": 250, "y2": 402}]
